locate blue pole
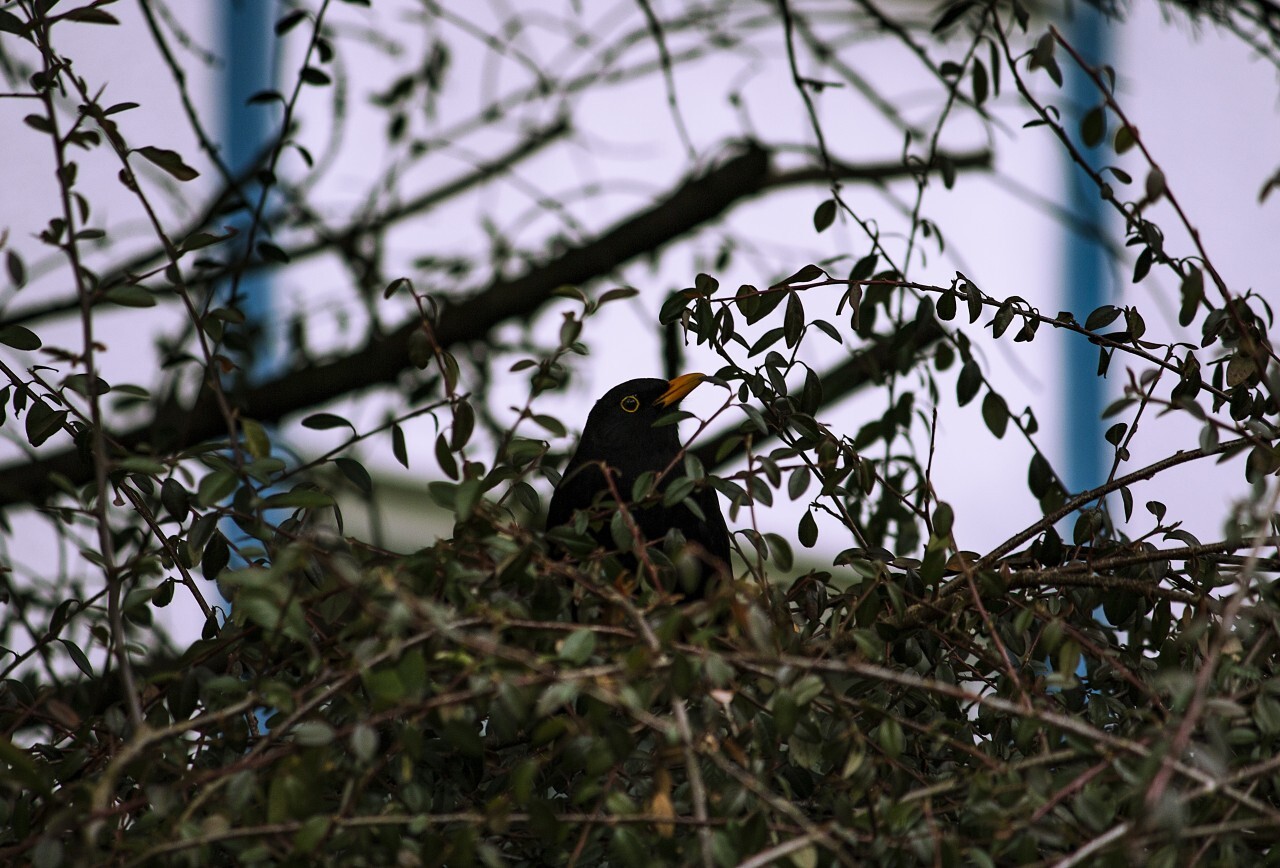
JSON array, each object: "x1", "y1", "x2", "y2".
[
  {"x1": 221, "y1": 0, "x2": 279, "y2": 378},
  {"x1": 219, "y1": 5, "x2": 281, "y2": 735},
  {"x1": 1062, "y1": 4, "x2": 1110, "y2": 498},
  {"x1": 1059, "y1": 5, "x2": 1113, "y2": 689}
]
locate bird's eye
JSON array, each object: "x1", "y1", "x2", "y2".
[{"x1": 619, "y1": 395, "x2": 640, "y2": 413}]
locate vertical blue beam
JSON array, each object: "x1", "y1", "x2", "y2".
[
  {"x1": 1059, "y1": 6, "x2": 1113, "y2": 690},
  {"x1": 219, "y1": 4, "x2": 280, "y2": 732},
  {"x1": 1062, "y1": 4, "x2": 1111, "y2": 498},
  {"x1": 221, "y1": 0, "x2": 278, "y2": 379}
]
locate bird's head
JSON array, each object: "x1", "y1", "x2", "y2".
[{"x1": 576, "y1": 373, "x2": 707, "y2": 460}]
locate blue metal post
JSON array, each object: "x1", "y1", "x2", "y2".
[
  {"x1": 1062, "y1": 4, "x2": 1111, "y2": 497},
  {"x1": 221, "y1": 0, "x2": 279, "y2": 378},
  {"x1": 220, "y1": 5, "x2": 281, "y2": 735},
  {"x1": 1057, "y1": 5, "x2": 1116, "y2": 692}
]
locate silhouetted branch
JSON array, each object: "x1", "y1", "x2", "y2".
[
  {"x1": 0, "y1": 144, "x2": 773, "y2": 509},
  {"x1": 1, "y1": 138, "x2": 994, "y2": 511}
]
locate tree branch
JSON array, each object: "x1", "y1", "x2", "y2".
[{"x1": 0, "y1": 144, "x2": 773, "y2": 509}]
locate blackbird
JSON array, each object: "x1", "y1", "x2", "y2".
[{"x1": 546, "y1": 373, "x2": 731, "y2": 599}]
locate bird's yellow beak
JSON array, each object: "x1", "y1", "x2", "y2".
[{"x1": 655, "y1": 372, "x2": 705, "y2": 407}]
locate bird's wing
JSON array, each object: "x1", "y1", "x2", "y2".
[
  {"x1": 546, "y1": 458, "x2": 599, "y2": 531},
  {"x1": 694, "y1": 482, "x2": 731, "y2": 566}
]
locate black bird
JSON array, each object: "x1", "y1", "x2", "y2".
[{"x1": 546, "y1": 373, "x2": 731, "y2": 599}]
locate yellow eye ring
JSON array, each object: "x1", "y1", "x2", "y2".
[{"x1": 620, "y1": 395, "x2": 640, "y2": 413}]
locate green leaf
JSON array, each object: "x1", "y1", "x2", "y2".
[
  {"x1": 1073, "y1": 509, "x2": 1102, "y2": 546},
  {"x1": 202, "y1": 532, "x2": 229, "y2": 581},
  {"x1": 740, "y1": 404, "x2": 768, "y2": 434},
  {"x1": 104, "y1": 286, "x2": 156, "y2": 307},
  {"x1": 598, "y1": 286, "x2": 638, "y2": 304},
  {"x1": 291, "y1": 721, "x2": 335, "y2": 747},
  {"x1": 936, "y1": 290, "x2": 957, "y2": 321},
  {"x1": 990, "y1": 302, "x2": 1015, "y2": 338},
  {"x1": 532, "y1": 414, "x2": 566, "y2": 438},
  {"x1": 558, "y1": 629, "x2": 596, "y2": 665},
  {"x1": 798, "y1": 510, "x2": 818, "y2": 548},
  {"x1": 188, "y1": 513, "x2": 219, "y2": 560},
  {"x1": 248, "y1": 89, "x2": 285, "y2": 105},
  {"x1": 0, "y1": 325, "x2": 41, "y2": 351},
  {"x1": 196, "y1": 470, "x2": 238, "y2": 507},
  {"x1": 59, "y1": 638, "x2": 93, "y2": 676},
  {"x1": 334, "y1": 456, "x2": 373, "y2": 495},
  {"x1": 264, "y1": 488, "x2": 335, "y2": 510},
  {"x1": 1084, "y1": 305, "x2": 1121, "y2": 331},
  {"x1": 434, "y1": 433, "x2": 458, "y2": 480},
  {"x1": 25, "y1": 400, "x2": 66, "y2": 447},
  {"x1": 964, "y1": 281, "x2": 982, "y2": 323},
  {"x1": 180, "y1": 230, "x2": 234, "y2": 253},
  {"x1": 241, "y1": 418, "x2": 271, "y2": 459},
  {"x1": 777, "y1": 263, "x2": 824, "y2": 286},
  {"x1": 1226, "y1": 352, "x2": 1257, "y2": 388},
  {"x1": 294, "y1": 816, "x2": 331, "y2": 854},
  {"x1": 813, "y1": 198, "x2": 837, "y2": 233},
  {"x1": 58, "y1": 6, "x2": 120, "y2": 24},
  {"x1": 1114, "y1": 124, "x2": 1136, "y2": 154},
  {"x1": 1133, "y1": 247, "x2": 1153, "y2": 283},
  {"x1": 300, "y1": 66, "x2": 331, "y2": 86},
  {"x1": 1028, "y1": 453, "x2": 1053, "y2": 498},
  {"x1": 451, "y1": 400, "x2": 475, "y2": 450},
  {"x1": 933, "y1": 501, "x2": 954, "y2": 536},
  {"x1": 787, "y1": 466, "x2": 810, "y2": 500},
  {"x1": 62, "y1": 373, "x2": 109, "y2": 397},
  {"x1": 301, "y1": 412, "x2": 353, "y2": 431},
  {"x1": 661, "y1": 476, "x2": 695, "y2": 508},
  {"x1": 765, "y1": 533, "x2": 793, "y2": 571},
  {"x1": 24, "y1": 112, "x2": 53, "y2": 134},
  {"x1": 0, "y1": 11, "x2": 28, "y2": 37},
  {"x1": 275, "y1": 9, "x2": 307, "y2": 34},
  {"x1": 658, "y1": 291, "x2": 690, "y2": 325},
  {"x1": 972, "y1": 58, "x2": 988, "y2": 105},
  {"x1": 384, "y1": 277, "x2": 411, "y2": 299},
  {"x1": 932, "y1": 0, "x2": 975, "y2": 33},
  {"x1": 350, "y1": 724, "x2": 378, "y2": 764},
  {"x1": 783, "y1": 292, "x2": 805, "y2": 348},
  {"x1": 257, "y1": 241, "x2": 290, "y2": 263},
  {"x1": 981, "y1": 392, "x2": 1008, "y2": 438},
  {"x1": 117, "y1": 456, "x2": 165, "y2": 475},
  {"x1": 745, "y1": 288, "x2": 786, "y2": 326},
  {"x1": 6, "y1": 250, "x2": 26, "y2": 287},
  {"x1": 161, "y1": 477, "x2": 190, "y2": 521},
  {"x1": 956, "y1": 359, "x2": 981, "y2": 407},
  {"x1": 392, "y1": 423, "x2": 409, "y2": 468},
  {"x1": 1145, "y1": 168, "x2": 1165, "y2": 201},
  {"x1": 849, "y1": 253, "x2": 877, "y2": 282},
  {"x1": 134, "y1": 145, "x2": 199, "y2": 181},
  {"x1": 877, "y1": 718, "x2": 904, "y2": 759},
  {"x1": 1081, "y1": 105, "x2": 1106, "y2": 148},
  {"x1": 1179, "y1": 268, "x2": 1204, "y2": 327},
  {"x1": 774, "y1": 689, "x2": 798, "y2": 738}
]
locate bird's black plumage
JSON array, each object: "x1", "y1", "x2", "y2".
[{"x1": 546, "y1": 374, "x2": 730, "y2": 599}]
